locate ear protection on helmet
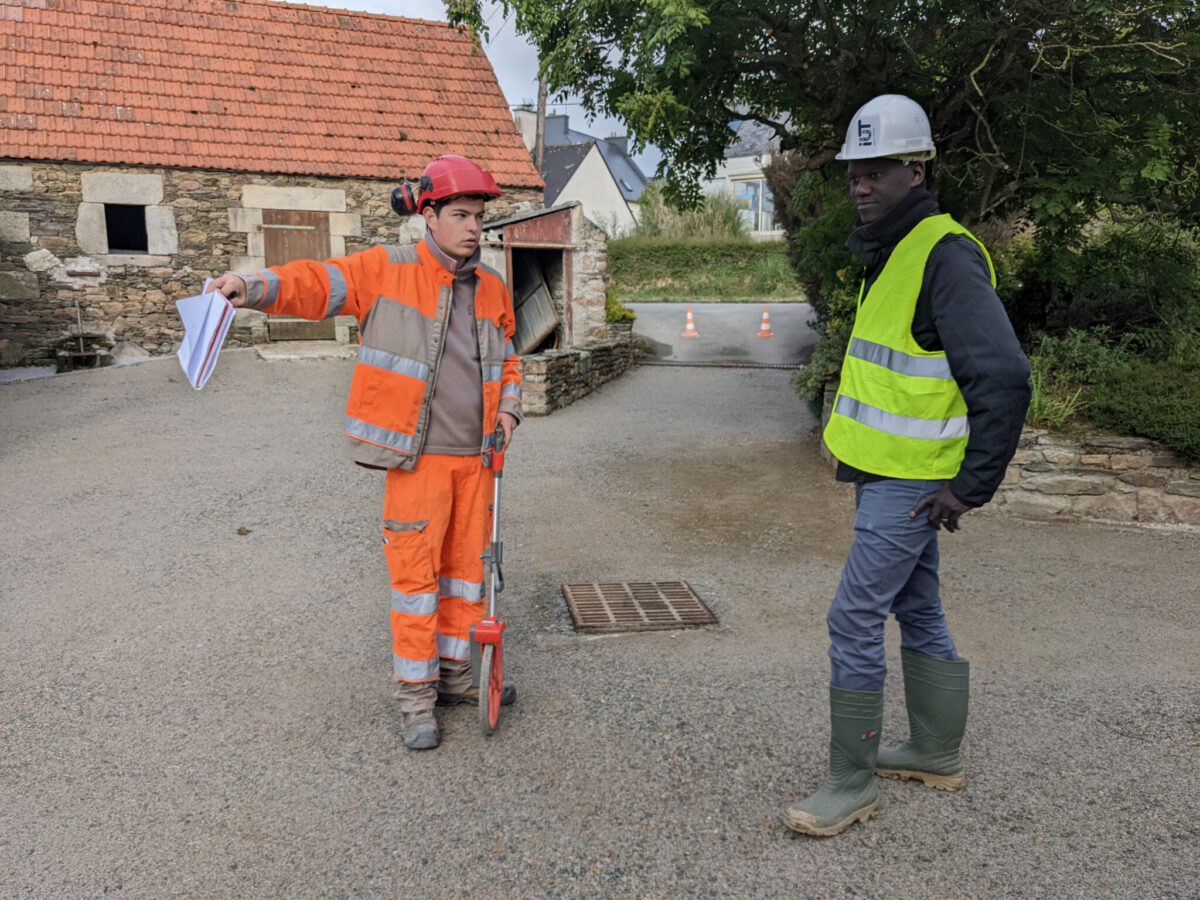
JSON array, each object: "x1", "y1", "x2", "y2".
[{"x1": 390, "y1": 181, "x2": 420, "y2": 217}]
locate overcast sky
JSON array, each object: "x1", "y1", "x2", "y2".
[{"x1": 318, "y1": 0, "x2": 664, "y2": 175}]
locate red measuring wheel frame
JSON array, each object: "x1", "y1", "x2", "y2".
[
  {"x1": 476, "y1": 423, "x2": 509, "y2": 735},
  {"x1": 474, "y1": 618, "x2": 506, "y2": 733}
]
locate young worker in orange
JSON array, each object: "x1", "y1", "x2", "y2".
[{"x1": 209, "y1": 155, "x2": 522, "y2": 750}]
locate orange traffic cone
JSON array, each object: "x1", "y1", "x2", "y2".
[
  {"x1": 681, "y1": 307, "x2": 700, "y2": 338},
  {"x1": 756, "y1": 306, "x2": 775, "y2": 338}
]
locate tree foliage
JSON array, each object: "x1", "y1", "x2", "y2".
[{"x1": 450, "y1": 1, "x2": 1199, "y2": 241}]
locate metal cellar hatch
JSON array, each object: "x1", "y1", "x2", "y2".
[{"x1": 561, "y1": 581, "x2": 718, "y2": 633}]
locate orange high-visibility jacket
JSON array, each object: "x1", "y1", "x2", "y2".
[{"x1": 240, "y1": 240, "x2": 523, "y2": 470}]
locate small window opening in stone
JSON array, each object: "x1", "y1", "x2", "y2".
[{"x1": 104, "y1": 204, "x2": 148, "y2": 253}]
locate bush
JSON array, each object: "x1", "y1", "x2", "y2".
[
  {"x1": 1085, "y1": 357, "x2": 1200, "y2": 462},
  {"x1": 633, "y1": 182, "x2": 748, "y2": 241},
  {"x1": 997, "y1": 220, "x2": 1200, "y2": 346},
  {"x1": 790, "y1": 322, "x2": 850, "y2": 415},
  {"x1": 1030, "y1": 328, "x2": 1130, "y2": 385},
  {"x1": 605, "y1": 288, "x2": 636, "y2": 323}
]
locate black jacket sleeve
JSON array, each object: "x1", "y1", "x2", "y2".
[{"x1": 916, "y1": 235, "x2": 1031, "y2": 507}]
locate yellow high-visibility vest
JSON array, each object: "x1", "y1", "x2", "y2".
[{"x1": 823, "y1": 214, "x2": 995, "y2": 479}]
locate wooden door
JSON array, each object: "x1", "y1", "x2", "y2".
[{"x1": 262, "y1": 210, "x2": 335, "y2": 340}]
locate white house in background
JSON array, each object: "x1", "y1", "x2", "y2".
[
  {"x1": 513, "y1": 109, "x2": 648, "y2": 235},
  {"x1": 702, "y1": 119, "x2": 784, "y2": 241}
]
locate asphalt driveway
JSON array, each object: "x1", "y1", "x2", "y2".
[{"x1": 1, "y1": 351, "x2": 1196, "y2": 898}]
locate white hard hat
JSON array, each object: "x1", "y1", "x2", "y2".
[{"x1": 836, "y1": 94, "x2": 937, "y2": 161}]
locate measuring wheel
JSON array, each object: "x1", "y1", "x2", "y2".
[
  {"x1": 476, "y1": 424, "x2": 511, "y2": 736},
  {"x1": 478, "y1": 640, "x2": 504, "y2": 734}
]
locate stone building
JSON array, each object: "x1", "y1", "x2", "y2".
[{"x1": 0, "y1": 0, "x2": 544, "y2": 368}]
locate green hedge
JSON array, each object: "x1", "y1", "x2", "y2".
[
  {"x1": 1085, "y1": 357, "x2": 1200, "y2": 462},
  {"x1": 607, "y1": 239, "x2": 801, "y2": 300}
]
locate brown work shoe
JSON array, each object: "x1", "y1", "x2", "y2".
[
  {"x1": 436, "y1": 683, "x2": 517, "y2": 708},
  {"x1": 400, "y1": 709, "x2": 440, "y2": 750}
]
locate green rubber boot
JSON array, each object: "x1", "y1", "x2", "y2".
[
  {"x1": 875, "y1": 648, "x2": 968, "y2": 791},
  {"x1": 782, "y1": 687, "x2": 883, "y2": 837}
]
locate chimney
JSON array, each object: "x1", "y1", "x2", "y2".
[
  {"x1": 511, "y1": 106, "x2": 537, "y2": 154},
  {"x1": 605, "y1": 134, "x2": 629, "y2": 156},
  {"x1": 544, "y1": 113, "x2": 569, "y2": 146}
]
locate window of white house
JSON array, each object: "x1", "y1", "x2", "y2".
[
  {"x1": 103, "y1": 204, "x2": 149, "y2": 253},
  {"x1": 735, "y1": 179, "x2": 778, "y2": 232}
]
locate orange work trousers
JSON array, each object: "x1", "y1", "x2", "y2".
[{"x1": 382, "y1": 454, "x2": 493, "y2": 683}]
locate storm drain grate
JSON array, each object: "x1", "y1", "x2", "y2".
[{"x1": 561, "y1": 581, "x2": 717, "y2": 633}]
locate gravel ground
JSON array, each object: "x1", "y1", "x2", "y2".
[{"x1": 1, "y1": 351, "x2": 1196, "y2": 899}]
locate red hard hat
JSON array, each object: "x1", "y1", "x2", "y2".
[{"x1": 416, "y1": 155, "x2": 503, "y2": 211}]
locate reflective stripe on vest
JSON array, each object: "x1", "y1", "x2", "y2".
[
  {"x1": 501, "y1": 383, "x2": 521, "y2": 401},
  {"x1": 482, "y1": 364, "x2": 503, "y2": 384},
  {"x1": 824, "y1": 214, "x2": 993, "y2": 479},
  {"x1": 847, "y1": 337, "x2": 954, "y2": 380},
  {"x1": 835, "y1": 394, "x2": 969, "y2": 441}
]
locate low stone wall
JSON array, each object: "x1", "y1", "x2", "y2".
[
  {"x1": 819, "y1": 381, "x2": 1200, "y2": 528},
  {"x1": 519, "y1": 337, "x2": 638, "y2": 416},
  {"x1": 990, "y1": 430, "x2": 1200, "y2": 527}
]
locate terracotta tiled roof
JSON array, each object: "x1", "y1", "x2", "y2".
[{"x1": 0, "y1": 0, "x2": 542, "y2": 187}]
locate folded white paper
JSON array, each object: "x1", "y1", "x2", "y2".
[{"x1": 176, "y1": 287, "x2": 234, "y2": 390}]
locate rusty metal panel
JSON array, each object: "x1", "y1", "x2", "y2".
[
  {"x1": 562, "y1": 582, "x2": 718, "y2": 633},
  {"x1": 502, "y1": 208, "x2": 572, "y2": 245}
]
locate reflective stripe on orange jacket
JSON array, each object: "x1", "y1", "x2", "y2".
[{"x1": 241, "y1": 239, "x2": 523, "y2": 470}]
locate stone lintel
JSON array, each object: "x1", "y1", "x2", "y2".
[
  {"x1": 240, "y1": 185, "x2": 346, "y2": 212},
  {"x1": 82, "y1": 171, "x2": 164, "y2": 205}
]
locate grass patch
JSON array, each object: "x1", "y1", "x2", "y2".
[{"x1": 608, "y1": 239, "x2": 803, "y2": 302}]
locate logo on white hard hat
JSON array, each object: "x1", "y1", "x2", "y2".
[{"x1": 855, "y1": 116, "x2": 880, "y2": 150}]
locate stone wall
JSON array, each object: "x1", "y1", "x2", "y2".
[
  {"x1": 0, "y1": 160, "x2": 542, "y2": 366},
  {"x1": 568, "y1": 209, "x2": 610, "y2": 344},
  {"x1": 519, "y1": 337, "x2": 638, "y2": 416},
  {"x1": 818, "y1": 382, "x2": 1200, "y2": 528},
  {"x1": 989, "y1": 430, "x2": 1200, "y2": 527}
]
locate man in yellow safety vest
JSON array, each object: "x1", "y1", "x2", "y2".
[{"x1": 783, "y1": 95, "x2": 1031, "y2": 836}]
